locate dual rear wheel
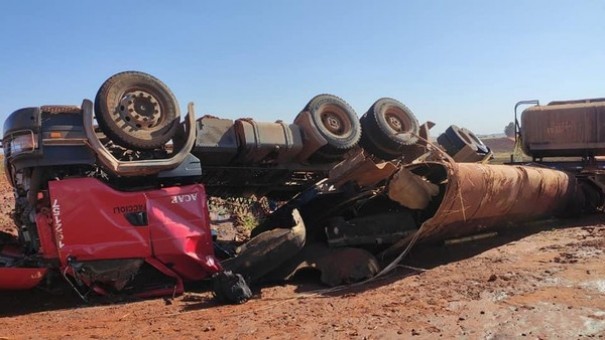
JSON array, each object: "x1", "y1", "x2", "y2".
[
  {"x1": 437, "y1": 125, "x2": 490, "y2": 156},
  {"x1": 359, "y1": 98, "x2": 420, "y2": 160}
]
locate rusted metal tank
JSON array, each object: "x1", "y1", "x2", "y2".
[
  {"x1": 385, "y1": 162, "x2": 589, "y2": 250},
  {"x1": 520, "y1": 98, "x2": 605, "y2": 158}
]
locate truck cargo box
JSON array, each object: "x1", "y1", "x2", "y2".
[
  {"x1": 194, "y1": 116, "x2": 239, "y2": 165},
  {"x1": 521, "y1": 99, "x2": 605, "y2": 158},
  {"x1": 234, "y1": 119, "x2": 303, "y2": 164}
]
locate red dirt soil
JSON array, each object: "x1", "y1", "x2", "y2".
[
  {"x1": 0, "y1": 177, "x2": 16, "y2": 237},
  {"x1": 1, "y1": 167, "x2": 605, "y2": 338},
  {"x1": 482, "y1": 137, "x2": 515, "y2": 154}
]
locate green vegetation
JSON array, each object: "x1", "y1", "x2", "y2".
[{"x1": 208, "y1": 195, "x2": 270, "y2": 231}]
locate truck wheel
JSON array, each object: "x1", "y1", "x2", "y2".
[
  {"x1": 463, "y1": 128, "x2": 490, "y2": 154},
  {"x1": 94, "y1": 71, "x2": 180, "y2": 150},
  {"x1": 359, "y1": 98, "x2": 419, "y2": 160},
  {"x1": 438, "y1": 125, "x2": 469, "y2": 155},
  {"x1": 438, "y1": 125, "x2": 489, "y2": 155},
  {"x1": 304, "y1": 94, "x2": 361, "y2": 160}
]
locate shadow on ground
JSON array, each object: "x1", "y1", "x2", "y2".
[{"x1": 288, "y1": 214, "x2": 605, "y2": 297}]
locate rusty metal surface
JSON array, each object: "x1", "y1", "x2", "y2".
[
  {"x1": 381, "y1": 161, "x2": 583, "y2": 260},
  {"x1": 328, "y1": 150, "x2": 398, "y2": 188},
  {"x1": 327, "y1": 120, "x2": 437, "y2": 188},
  {"x1": 450, "y1": 144, "x2": 493, "y2": 163},
  {"x1": 521, "y1": 100, "x2": 605, "y2": 157},
  {"x1": 293, "y1": 110, "x2": 328, "y2": 162},
  {"x1": 409, "y1": 162, "x2": 579, "y2": 241}
]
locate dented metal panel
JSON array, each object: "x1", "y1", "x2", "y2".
[{"x1": 48, "y1": 177, "x2": 153, "y2": 262}]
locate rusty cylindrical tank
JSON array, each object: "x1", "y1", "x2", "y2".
[
  {"x1": 521, "y1": 99, "x2": 605, "y2": 158},
  {"x1": 387, "y1": 162, "x2": 592, "y2": 245}
]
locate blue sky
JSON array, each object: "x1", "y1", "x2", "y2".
[{"x1": 1, "y1": 1, "x2": 604, "y2": 135}]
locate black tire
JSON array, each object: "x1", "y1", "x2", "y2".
[
  {"x1": 94, "y1": 71, "x2": 180, "y2": 150},
  {"x1": 438, "y1": 125, "x2": 468, "y2": 155},
  {"x1": 223, "y1": 209, "x2": 306, "y2": 284},
  {"x1": 463, "y1": 128, "x2": 490, "y2": 154},
  {"x1": 359, "y1": 131, "x2": 398, "y2": 160},
  {"x1": 359, "y1": 98, "x2": 420, "y2": 160},
  {"x1": 436, "y1": 132, "x2": 456, "y2": 155},
  {"x1": 303, "y1": 94, "x2": 361, "y2": 160},
  {"x1": 437, "y1": 125, "x2": 490, "y2": 156}
]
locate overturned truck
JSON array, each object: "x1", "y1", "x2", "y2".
[{"x1": 0, "y1": 71, "x2": 602, "y2": 303}]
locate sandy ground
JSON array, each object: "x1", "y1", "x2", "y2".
[{"x1": 1, "y1": 214, "x2": 604, "y2": 339}]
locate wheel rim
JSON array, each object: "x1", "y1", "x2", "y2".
[
  {"x1": 386, "y1": 113, "x2": 403, "y2": 132},
  {"x1": 320, "y1": 104, "x2": 352, "y2": 137},
  {"x1": 117, "y1": 90, "x2": 163, "y2": 131},
  {"x1": 382, "y1": 106, "x2": 413, "y2": 134}
]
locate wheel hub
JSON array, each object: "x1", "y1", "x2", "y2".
[
  {"x1": 385, "y1": 113, "x2": 403, "y2": 132},
  {"x1": 322, "y1": 112, "x2": 344, "y2": 135},
  {"x1": 118, "y1": 90, "x2": 162, "y2": 130}
]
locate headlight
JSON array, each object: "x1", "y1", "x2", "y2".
[{"x1": 5, "y1": 130, "x2": 37, "y2": 157}]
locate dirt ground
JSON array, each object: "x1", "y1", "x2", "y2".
[
  {"x1": 1, "y1": 212, "x2": 604, "y2": 338},
  {"x1": 482, "y1": 137, "x2": 515, "y2": 154},
  {"x1": 1, "y1": 154, "x2": 605, "y2": 338}
]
